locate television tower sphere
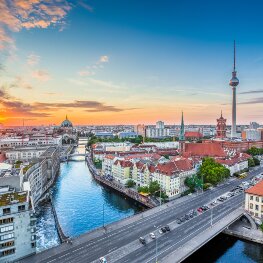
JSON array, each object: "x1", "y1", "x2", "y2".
[{"x1": 229, "y1": 73, "x2": 239, "y2": 87}]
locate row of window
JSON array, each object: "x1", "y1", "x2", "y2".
[
  {"x1": 3, "y1": 205, "x2": 26, "y2": 215},
  {"x1": 1, "y1": 248, "x2": 15, "y2": 257},
  {"x1": 0, "y1": 225, "x2": 13, "y2": 233},
  {"x1": 0, "y1": 233, "x2": 14, "y2": 241},
  {"x1": 0, "y1": 241, "x2": 14, "y2": 249},
  {"x1": 249, "y1": 196, "x2": 263, "y2": 202},
  {"x1": 249, "y1": 203, "x2": 261, "y2": 211},
  {"x1": 0, "y1": 218, "x2": 13, "y2": 225}
]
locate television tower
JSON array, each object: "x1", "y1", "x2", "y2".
[{"x1": 229, "y1": 41, "x2": 239, "y2": 138}]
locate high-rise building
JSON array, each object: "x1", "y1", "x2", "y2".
[
  {"x1": 0, "y1": 187, "x2": 36, "y2": 261},
  {"x1": 156, "y1": 121, "x2": 164, "y2": 129},
  {"x1": 250, "y1": 122, "x2": 260, "y2": 130},
  {"x1": 134, "y1": 124, "x2": 146, "y2": 137},
  {"x1": 229, "y1": 41, "x2": 239, "y2": 138},
  {"x1": 216, "y1": 111, "x2": 227, "y2": 139}
]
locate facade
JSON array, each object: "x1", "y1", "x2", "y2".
[
  {"x1": 184, "y1": 131, "x2": 203, "y2": 140},
  {"x1": 241, "y1": 129, "x2": 261, "y2": 141},
  {"x1": 145, "y1": 121, "x2": 170, "y2": 138},
  {"x1": 216, "y1": 112, "x2": 227, "y2": 139},
  {"x1": 24, "y1": 147, "x2": 60, "y2": 207},
  {"x1": 111, "y1": 160, "x2": 133, "y2": 184},
  {"x1": 117, "y1": 132, "x2": 138, "y2": 139},
  {"x1": 245, "y1": 180, "x2": 263, "y2": 223},
  {"x1": 5, "y1": 147, "x2": 48, "y2": 163},
  {"x1": 134, "y1": 124, "x2": 146, "y2": 137},
  {"x1": 0, "y1": 187, "x2": 36, "y2": 261},
  {"x1": 250, "y1": 122, "x2": 260, "y2": 129}
]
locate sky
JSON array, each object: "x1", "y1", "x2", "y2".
[{"x1": 0, "y1": 0, "x2": 263, "y2": 126}]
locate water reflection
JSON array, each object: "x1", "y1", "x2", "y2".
[{"x1": 36, "y1": 144, "x2": 141, "y2": 251}]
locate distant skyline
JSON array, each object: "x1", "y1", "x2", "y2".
[{"x1": 0, "y1": 0, "x2": 263, "y2": 126}]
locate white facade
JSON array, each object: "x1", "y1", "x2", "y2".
[
  {"x1": 142, "y1": 142, "x2": 179, "y2": 149},
  {"x1": 0, "y1": 189, "x2": 36, "y2": 261},
  {"x1": 243, "y1": 129, "x2": 261, "y2": 141},
  {"x1": 145, "y1": 128, "x2": 170, "y2": 138},
  {"x1": 6, "y1": 147, "x2": 48, "y2": 162}
]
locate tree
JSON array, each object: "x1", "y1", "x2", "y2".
[
  {"x1": 198, "y1": 157, "x2": 230, "y2": 186},
  {"x1": 253, "y1": 157, "x2": 260, "y2": 166},
  {"x1": 248, "y1": 158, "x2": 255, "y2": 167},
  {"x1": 125, "y1": 179, "x2": 136, "y2": 188},
  {"x1": 260, "y1": 223, "x2": 263, "y2": 232},
  {"x1": 148, "y1": 181, "x2": 160, "y2": 195},
  {"x1": 247, "y1": 147, "x2": 263, "y2": 156}
]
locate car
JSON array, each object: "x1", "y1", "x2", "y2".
[
  {"x1": 192, "y1": 210, "x2": 197, "y2": 216},
  {"x1": 139, "y1": 237, "x2": 146, "y2": 245},
  {"x1": 197, "y1": 207, "x2": 203, "y2": 212},
  {"x1": 150, "y1": 232, "x2": 156, "y2": 239},
  {"x1": 185, "y1": 214, "x2": 190, "y2": 220},
  {"x1": 176, "y1": 218, "x2": 182, "y2": 224},
  {"x1": 99, "y1": 257, "x2": 107, "y2": 263},
  {"x1": 180, "y1": 216, "x2": 186, "y2": 222},
  {"x1": 158, "y1": 229, "x2": 163, "y2": 234},
  {"x1": 161, "y1": 227, "x2": 167, "y2": 233},
  {"x1": 165, "y1": 225, "x2": 170, "y2": 231}
]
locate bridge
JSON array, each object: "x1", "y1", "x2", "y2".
[{"x1": 20, "y1": 167, "x2": 263, "y2": 263}]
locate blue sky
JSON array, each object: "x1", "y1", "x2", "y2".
[{"x1": 0, "y1": 0, "x2": 263, "y2": 125}]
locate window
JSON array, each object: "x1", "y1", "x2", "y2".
[
  {"x1": 0, "y1": 225, "x2": 13, "y2": 233},
  {"x1": 250, "y1": 203, "x2": 253, "y2": 209},
  {"x1": 0, "y1": 241, "x2": 14, "y2": 249},
  {"x1": 255, "y1": 213, "x2": 259, "y2": 217},
  {"x1": 256, "y1": 197, "x2": 259, "y2": 202},
  {"x1": 250, "y1": 196, "x2": 253, "y2": 200},
  {"x1": 0, "y1": 233, "x2": 14, "y2": 241},
  {"x1": 18, "y1": 205, "x2": 25, "y2": 212},
  {"x1": 0, "y1": 218, "x2": 13, "y2": 225},
  {"x1": 256, "y1": 205, "x2": 259, "y2": 211},
  {"x1": 1, "y1": 248, "x2": 15, "y2": 257},
  {"x1": 31, "y1": 242, "x2": 36, "y2": 248},
  {"x1": 3, "y1": 208, "x2": 11, "y2": 215}
]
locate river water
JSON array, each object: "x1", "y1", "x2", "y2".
[{"x1": 35, "y1": 143, "x2": 263, "y2": 262}]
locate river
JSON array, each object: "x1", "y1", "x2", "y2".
[{"x1": 35, "y1": 143, "x2": 263, "y2": 262}]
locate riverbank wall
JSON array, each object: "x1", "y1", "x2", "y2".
[
  {"x1": 86, "y1": 156, "x2": 156, "y2": 209},
  {"x1": 50, "y1": 196, "x2": 68, "y2": 243}
]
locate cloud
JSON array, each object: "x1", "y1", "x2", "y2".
[
  {"x1": 239, "y1": 97, "x2": 263, "y2": 105},
  {"x1": 27, "y1": 53, "x2": 40, "y2": 66},
  {"x1": 99, "y1": 55, "x2": 109, "y2": 63},
  {"x1": 239, "y1": 90, "x2": 263, "y2": 95},
  {"x1": 78, "y1": 69, "x2": 95, "y2": 77},
  {"x1": 0, "y1": 88, "x2": 136, "y2": 119},
  {"x1": 0, "y1": 0, "x2": 72, "y2": 49},
  {"x1": 78, "y1": 1, "x2": 93, "y2": 12},
  {"x1": 32, "y1": 70, "x2": 51, "y2": 81}
]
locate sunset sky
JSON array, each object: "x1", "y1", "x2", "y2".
[{"x1": 0, "y1": 0, "x2": 263, "y2": 126}]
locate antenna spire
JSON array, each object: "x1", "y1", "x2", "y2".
[{"x1": 234, "y1": 40, "x2": 236, "y2": 71}]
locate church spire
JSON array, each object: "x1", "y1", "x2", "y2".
[{"x1": 179, "y1": 111, "x2": 185, "y2": 141}]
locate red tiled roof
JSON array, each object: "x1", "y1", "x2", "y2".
[
  {"x1": 185, "y1": 131, "x2": 203, "y2": 138},
  {"x1": 104, "y1": 155, "x2": 116, "y2": 160},
  {"x1": 113, "y1": 160, "x2": 133, "y2": 168},
  {"x1": 245, "y1": 180, "x2": 263, "y2": 196},
  {"x1": 184, "y1": 143, "x2": 226, "y2": 157},
  {"x1": 216, "y1": 152, "x2": 251, "y2": 166}
]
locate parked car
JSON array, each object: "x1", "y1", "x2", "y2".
[
  {"x1": 161, "y1": 227, "x2": 167, "y2": 233},
  {"x1": 165, "y1": 225, "x2": 170, "y2": 231},
  {"x1": 158, "y1": 229, "x2": 163, "y2": 234},
  {"x1": 176, "y1": 218, "x2": 182, "y2": 224},
  {"x1": 139, "y1": 237, "x2": 146, "y2": 245},
  {"x1": 150, "y1": 233, "x2": 156, "y2": 239},
  {"x1": 99, "y1": 257, "x2": 107, "y2": 263},
  {"x1": 197, "y1": 207, "x2": 203, "y2": 212}
]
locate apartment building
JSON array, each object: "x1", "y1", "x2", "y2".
[
  {"x1": 0, "y1": 186, "x2": 36, "y2": 261},
  {"x1": 245, "y1": 180, "x2": 263, "y2": 223}
]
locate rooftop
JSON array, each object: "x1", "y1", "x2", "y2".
[
  {"x1": 245, "y1": 180, "x2": 263, "y2": 196},
  {"x1": 0, "y1": 191, "x2": 28, "y2": 207}
]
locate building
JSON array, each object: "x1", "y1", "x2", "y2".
[
  {"x1": 5, "y1": 147, "x2": 49, "y2": 163},
  {"x1": 111, "y1": 160, "x2": 133, "y2": 184},
  {"x1": 135, "y1": 124, "x2": 146, "y2": 137},
  {"x1": 241, "y1": 129, "x2": 261, "y2": 141},
  {"x1": 229, "y1": 41, "x2": 239, "y2": 138},
  {"x1": 117, "y1": 132, "x2": 138, "y2": 139},
  {"x1": 245, "y1": 180, "x2": 263, "y2": 223},
  {"x1": 23, "y1": 147, "x2": 60, "y2": 207},
  {"x1": 216, "y1": 153, "x2": 250, "y2": 176},
  {"x1": 145, "y1": 121, "x2": 170, "y2": 138},
  {"x1": 216, "y1": 112, "x2": 227, "y2": 139},
  {"x1": 184, "y1": 131, "x2": 203, "y2": 140},
  {"x1": 0, "y1": 187, "x2": 36, "y2": 261},
  {"x1": 94, "y1": 132, "x2": 114, "y2": 139},
  {"x1": 250, "y1": 122, "x2": 260, "y2": 129}
]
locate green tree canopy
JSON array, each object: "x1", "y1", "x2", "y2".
[{"x1": 197, "y1": 157, "x2": 230, "y2": 186}]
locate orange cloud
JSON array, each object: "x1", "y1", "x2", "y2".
[{"x1": 0, "y1": 0, "x2": 72, "y2": 49}]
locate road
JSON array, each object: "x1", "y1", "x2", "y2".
[{"x1": 21, "y1": 166, "x2": 263, "y2": 263}]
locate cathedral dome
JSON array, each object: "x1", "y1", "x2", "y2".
[{"x1": 61, "y1": 115, "x2": 73, "y2": 128}]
